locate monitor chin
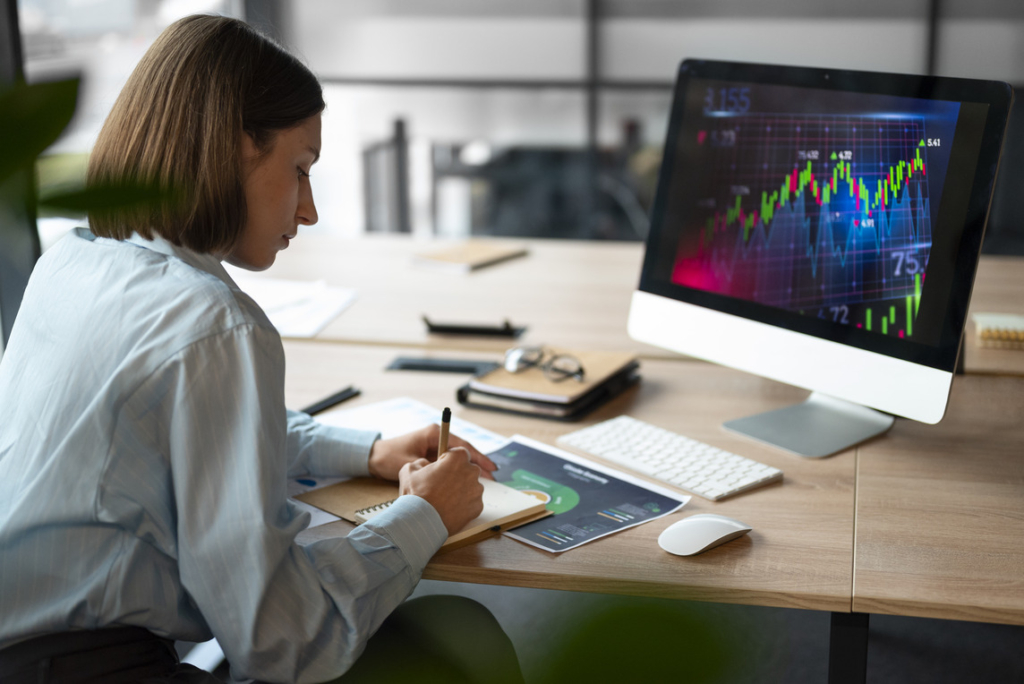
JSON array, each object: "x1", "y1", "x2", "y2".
[{"x1": 628, "y1": 290, "x2": 952, "y2": 456}]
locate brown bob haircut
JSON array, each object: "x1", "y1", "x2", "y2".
[{"x1": 86, "y1": 15, "x2": 324, "y2": 254}]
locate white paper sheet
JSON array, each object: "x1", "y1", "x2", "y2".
[
  {"x1": 315, "y1": 396, "x2": 509, "y2": 454},
  {"x1": 493, "y1": 435, "x2": 689, "y2": 553},
  {"x1": 225, "y1": 267, "x2": 357, "y2": 338}
]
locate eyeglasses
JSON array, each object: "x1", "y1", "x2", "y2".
[{"x1": 503, "y1": 346, "x2": 585, "y2": 383}]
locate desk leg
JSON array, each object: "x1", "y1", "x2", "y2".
[{"x1": 828, "y1": 612, "x2": 869, "y2": 684}]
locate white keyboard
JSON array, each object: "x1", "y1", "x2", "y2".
[{"x1": 557, "y1": 415, "x2": 783, "y2": 501}]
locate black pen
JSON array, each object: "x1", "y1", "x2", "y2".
[{"x1": 300, "y1": 386, "x2": 360, "y2": 416}]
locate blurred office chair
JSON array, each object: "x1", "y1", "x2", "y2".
[
  {"x1": 363, "y1": 118, "x2": 411, "y2": 234},
  {"x1": 983, "y1": 87, "x2": 1024, "y2": 255}
]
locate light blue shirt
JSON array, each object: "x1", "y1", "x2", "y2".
[{"x1": 0, "y1": 229, "x2": 448, "y2": 682}]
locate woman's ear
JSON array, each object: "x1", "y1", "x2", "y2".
[{"x1": 240, "y1": 131, "x2": 260, "y2": 171}]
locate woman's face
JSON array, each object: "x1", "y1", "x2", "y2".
[{"x1": 228, "y1": 113, "x2": 322, "y2": 271}]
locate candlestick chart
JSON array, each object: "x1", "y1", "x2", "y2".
[{"x1": 672, "y1": 114, "x2": 935, "y2": 339}]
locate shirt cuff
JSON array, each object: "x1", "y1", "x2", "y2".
[
  {"x1": 362, "y1": 495, "x2": 448, "y2": 570},
  {"x1": 310, "y1": 424, "x2": 377, "y2": 477},
  {"x1": 287, "y1": 407, "x2": 378, "y2": 477}
]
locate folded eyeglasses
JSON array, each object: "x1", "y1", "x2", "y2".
[{"x1": 503, "y1": 346, "x2": 585, "y2": 383}]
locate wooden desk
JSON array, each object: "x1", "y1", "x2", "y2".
[
  {"x1": 271, "y1": 234, "x2": 667, "y2": 356},
  {"x1": 271, "y1": 235, "x2": 1024, "y2": 374},
  {"x1": 853, "y1": 373, "x2": 1024, "y2": 625},
  {"x1": 284, "y1": 341, "x2": 856, "y2": 614},
  {"x1": 965, "y1": 255, "x2": 1024, "y2": 376},
  {"x1": 271, "y1": 240, "x2": 1024, "y2": 683}
]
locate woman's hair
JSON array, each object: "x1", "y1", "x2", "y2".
[{"x1": 86, "y1": 15, "x2": 324, "y2": 254}]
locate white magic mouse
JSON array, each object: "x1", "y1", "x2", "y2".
[{"x1": 658, "y1": 514, "x2": 752, "y2": 556}]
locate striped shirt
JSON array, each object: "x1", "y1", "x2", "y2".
[{"x1": 0, "y1": 229, "x2": 448, "y2": 682}]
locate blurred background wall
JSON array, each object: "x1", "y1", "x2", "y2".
[{"x1": 15, "y1": 0, "x2": 1024, "y2": 251}]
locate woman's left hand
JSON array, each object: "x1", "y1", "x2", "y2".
[{"x1": 367, "y1": 423, "x2": 498, "y2": 482}]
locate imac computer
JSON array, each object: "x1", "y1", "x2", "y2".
[{"x1": 629, "y1": 60, "x2": 1012, "y2": 458}]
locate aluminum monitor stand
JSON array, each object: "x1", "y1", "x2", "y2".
[{"x1": 723, "y1": 392, "x2": 895, "y2": 459}]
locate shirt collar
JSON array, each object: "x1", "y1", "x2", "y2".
[{"x1": 125, "y1": 232, "x2": 241, "y2": 292}]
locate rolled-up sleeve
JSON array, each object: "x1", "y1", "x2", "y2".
[{"x1": 158, "y1": 324, "x2": 445, "y2": 683}]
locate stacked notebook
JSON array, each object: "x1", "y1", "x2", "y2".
[
  {"x1": 457, "y1": 349, "x2": 640, "y2": 420},
  {"x1": 973, "y1": 312, "x2": 1024, "y2": 350}
]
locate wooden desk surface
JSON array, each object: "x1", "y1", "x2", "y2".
[
  {"x1": 270, "y1": 234, "x2": 1024, "y2": 373},
  {"x1": 965, "y1": 255, "x2": 1024, "y2": 376},
  {"x1": 284, "y1": 341, "x2": 856, "y2": 613},
  {"x1": 270, "y1": 234, "x2": 668, "y2": 356},
  {"x1": 852, "y1": 373, "x2": 1024, "y2": 625}
]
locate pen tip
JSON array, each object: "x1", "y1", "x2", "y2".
[{"x1": 442, "y1": 407, "x2": 451, "y2": 422}]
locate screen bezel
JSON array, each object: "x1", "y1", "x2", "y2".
[{"x1": 637, "y1": 59, "x2": 1013, "y2": 373}]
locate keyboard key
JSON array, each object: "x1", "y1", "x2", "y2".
[{"x1": 557, "y1": 415, "x2": 783, "y2": 501}]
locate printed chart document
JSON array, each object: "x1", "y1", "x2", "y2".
[{"x1": 490, "y1": 436, "x2": 689, "y2": 552}]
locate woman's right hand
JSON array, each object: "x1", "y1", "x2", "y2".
[{"x1": 398, "y1": 447, "x2": 485, "y2": 535}]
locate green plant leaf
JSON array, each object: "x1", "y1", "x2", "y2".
[
  {"x1": 537, "y1": 600, "x2": 736, "y2": 684},
  {"x1": 39, "y1": 181, "x2": 172, "y2": 214},
  {"x1": 0, "y1": 79, "x2": 80, "y2": 186}
]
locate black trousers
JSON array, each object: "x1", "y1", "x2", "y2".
[
  {"x1": 0, "y1": 626, "x2": 214, "y2": 684},
  {"x1": 0, "y1": 596, "x2": 523, "y2": 684}
]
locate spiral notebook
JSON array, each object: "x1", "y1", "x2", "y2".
[{"x1": 297, "y1": 476, "x2": 551, "y2": 548}]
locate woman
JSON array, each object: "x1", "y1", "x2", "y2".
[{"x1": 0, "y1": 14, "x2": 521, "y2": 684}]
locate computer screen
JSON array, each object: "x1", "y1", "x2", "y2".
[{"x1": 629, "y1": 60, "x2": 1012, "y2": 457}]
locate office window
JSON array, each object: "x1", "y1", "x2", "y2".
[
  {"x1": 20, "y1": 0, "x2": 243, "y2": 151},
  {"x1": 294, "y1": 0, "x2": 660, "y2": 240},
  {"x1": 17, "y1": 0, "x2": 243, "y2": 248},
  {"x1": 14, "y1": 0, "x2": 1024, "y2": 250},
  {"x1": 318, "y1": 85, "x2": 589, "y2": 239},
  {"x1": 285, "y1": 0, "x2": 1024, "y2": 250}
]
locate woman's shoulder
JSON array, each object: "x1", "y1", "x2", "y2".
[
  {"x1": 45, "y1": 228, "x2": 276, "y2": 341},
  {"x1": 148, "y1": 251, "x2": 278, "y2": 341}
]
